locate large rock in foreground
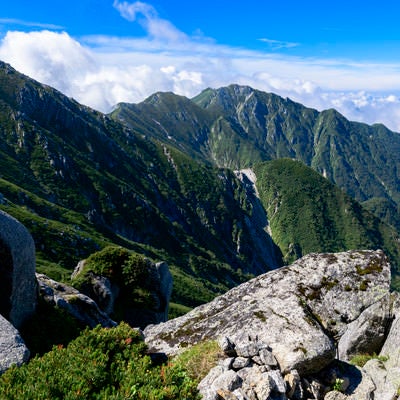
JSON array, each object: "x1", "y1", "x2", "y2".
[
  {"x1": 0, "y1": 314, "x2": 30, "y2": 374},
  {"x1": 145, "y1": 250, "x2": 391, "y2": 376},
  {"x1": 0, "y1": 210, "x2": 36, "y2": 328}
]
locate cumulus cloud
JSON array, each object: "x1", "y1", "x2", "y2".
[
  {"x1": 1, "y1": 1, "x2": 400, "y2": 132},
  {"x1": 0, "y1": 30, "x2": 95, "y2": 95}
]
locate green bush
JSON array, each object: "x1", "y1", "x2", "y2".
[
  {"x1": 0, "y1": 323, "x2": 200, "y2": 399},
  {"x1": 73, "y1": 246, "x2": 155, "y2": 289},
  {"x1": 76, "y1": 246, "x2": 132, "y2": 285},
  {"x1": 72, "y1": 246, "x2": 160, "y2": 326}
]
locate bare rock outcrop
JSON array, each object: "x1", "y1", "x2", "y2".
[
  {"x1": 0, "y1": 210, "x2": 36, "y2": 329},
  {"x1": 145, "y1": 250, "x2": 390, "y2": 374},
  {"x1": 144, "y1": 249, "x2": 393, "y2": 399},
  {"x1": 361, "y1": 291, "x2": 400, "y2": 400},
  {"x1": 72, "y1": 260, "x2": 119, "y2": 316},
  {"x1": 36, "y1": 274, "x2": 116, "y2": 328},
  {"x1": 338, "y1": 293, "x2": 392, "y2": 361},
  {"x1": 0, "y1": 314, "x2": 30, "y2": 375}
]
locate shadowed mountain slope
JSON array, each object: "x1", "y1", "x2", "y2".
[
  {"x1": 114, "y1": 84, "x2": 400, "y2": 228},
  {"x1": 0, "y1": 61, "x2": 399, "y2": 310},
  {"x1": 0, "y1": 62, "x2": 280, "y2": 308}
]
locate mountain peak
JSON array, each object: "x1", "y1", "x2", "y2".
[
  {"x1": 192, "y1": 84, "x2": 259, "y2": 111},
  {"x1": 0, "y1": 63, "x2": 399, "y2": 316}
]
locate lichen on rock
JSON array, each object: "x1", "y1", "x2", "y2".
[{"x1": 144, "y1": 249, "x2": 394, "y2": 399}]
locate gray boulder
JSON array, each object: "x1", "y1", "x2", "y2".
[
  {"x1": 0, "y1": 210, "x2": 36, "y2": 328},
  {"x1": 380, "y1": 292, "x2": 400, "y2": 368},
  {"x1": 338, "y1": 293, "x2": 392, "y2": 361},
  {"x1": 37, "y1": 273, "x2": 116, "y2": 328},
  {"x1": 72, "y1": 260, "x2": 119, "y2": 316},
  {"x1": 360, "y1": 291, "x2": 400, "y2": 400},
  {"x1": 363, "y1": 359, "x2": 398, "y2": 400},
  {"x1": 155, "y1": 261, "x2": 173, "y2": 323},
  {"x1": 0, "y1": 313, "x2": 30, "y2": 374},
  {"x1": 346, "y1": 366, "x2": 375, "y2": 400},
  {"x1": 324, "y1": 392, "x2": 347, "y2": 400},
  {"x1": 145, "y1": 250, "x2": 390, "y2": 376}
]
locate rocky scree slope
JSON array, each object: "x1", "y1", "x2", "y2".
[{"x1": 145, "y1": 249, "x2": 399, "y2": 400}]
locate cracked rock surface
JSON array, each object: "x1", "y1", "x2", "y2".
[{"x1": 145, "y1": 249, "x2": 391, "y2": 377}]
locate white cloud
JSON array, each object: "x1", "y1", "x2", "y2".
[
  {"x1": 258, "y1": 38, "x2": 299, "y2": 50},
  {"x1": 0, "y1": 30, "x2": 95, "y2": 95},
  {"x1": 113, "y1": 0, "x2": 187, "y2": 42},
  {"x1": 0, "y1": 18, "x2": 64, "y2": 30},
  {"x1": 1, "y1": 2, "x2": 400, "y2": 132},
  {"x1": 112, "y1": 0, "x2": 156, "y2": 21}
]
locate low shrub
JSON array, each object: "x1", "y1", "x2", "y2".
[
  {"x1": 0, "y1": 323, "x2": 200, "y2": 399},
  {"x1": 72, "y1": 246, "x2": 160, "y2": 326}
]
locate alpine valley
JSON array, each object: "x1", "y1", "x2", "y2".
[{"x1": 0, "y1": 60, "x2": 400, "y2": 318}]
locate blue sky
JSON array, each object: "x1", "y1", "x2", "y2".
[{"x1": 1, "y1": 1, "x2": 400, "y2": 130}]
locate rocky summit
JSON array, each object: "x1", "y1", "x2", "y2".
[{"x1": 145, "y1": 249, "x2": 399, "y2": 399}]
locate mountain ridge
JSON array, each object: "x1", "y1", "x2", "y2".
[
  {"x1": 0, "y1": 62, "x2": 281, "y2": 309},
  {"x1": 0, "y1": 60, "x2": 399, "y2": 308},
  {"x1": 113, "y1": 84, "x2": 400, "y2": 215}
]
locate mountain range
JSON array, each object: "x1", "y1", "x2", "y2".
[{"x1": 0, "y1": 61, "x2": 399, "y2": 314}]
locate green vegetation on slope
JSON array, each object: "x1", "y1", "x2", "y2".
[
  {"x1": 111, "y1": 91, "x2": 214, "y2": 164},
  {"x1": 362, "y1": 197, "x2": 400, "y2": 232},
  {"x1": 254, "y1": 159, "x2": 400, "y2": 288},
  {"x1": 0, "y1": 63, "x2": 272, "y2": 310},
  {"x1": 114, "y1": 85, "x2": 400, "y2": 231},
  {"x1": 1, "y1": 62, "x2": 400, "y2": 316},
  {"x1": 192, "y1": 86, "x2": 400, "y2": 212}
]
